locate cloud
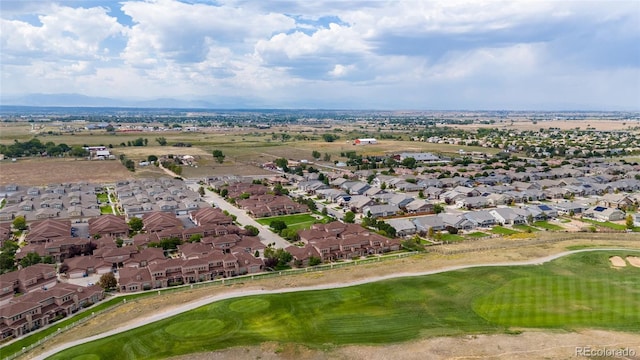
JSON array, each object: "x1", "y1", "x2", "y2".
[
  {"x1": 120, "y1": 0, "x2": 295, "y2": 65},
  {"x1": 0, "y1": 0, "x2": 638, "y2": 109},
  {"x1": 1, "y1": 3, "x2": 125, "y2": 60}
]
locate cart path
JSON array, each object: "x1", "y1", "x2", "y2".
[{"x1": 34, "y1": 248, "x2": 640, "y2": 360}]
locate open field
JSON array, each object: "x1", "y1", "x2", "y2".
[
  {"x1": 46, "y1": 250, "x2": 640, "y2": 360},
  {"x1": 0, "y1": 158, "x2": 135, "y2": 186}
]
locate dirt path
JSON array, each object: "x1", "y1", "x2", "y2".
[{"x1": 31, "y1": 246, "x2": 640, "y2": 360}]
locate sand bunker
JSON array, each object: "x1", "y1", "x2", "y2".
[
  {"x1": 626, "y1": 256, "x2": 640, "y2": 268},
  {"x1": 609, "y1": 256, "x2": 627, "y2": 267}
]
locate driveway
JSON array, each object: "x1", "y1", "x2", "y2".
[{"x1": 186, "y1": 184, "x2": 291, "y2": 249}]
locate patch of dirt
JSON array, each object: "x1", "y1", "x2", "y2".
[
  {"x1": 610, "y1": 256, "x2": 627, "y2": 267},
  {"x1": 627, "y1": 256, "x2": 640, "y2": 268},
  {"x1": 0, "y1": 158, "x2": 134, "y2": 186},
  {"x1": 19, "y1": 237, "x2": 640, "y2": 360}
]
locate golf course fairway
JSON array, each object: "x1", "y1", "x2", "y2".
[{"x1": 46, "y1": 251, "x2": 640, "y2": 360}]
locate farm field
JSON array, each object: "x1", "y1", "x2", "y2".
[
  {"x1": 47, "y1": 251, "x2": 640, "y2": 360},
  {"x1": 0, "y1": 158, "x2": 135, "y2": 186}
]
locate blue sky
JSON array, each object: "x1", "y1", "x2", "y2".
[{"x1": 1, "y1": 0, "x2": 639, "y2": 110}]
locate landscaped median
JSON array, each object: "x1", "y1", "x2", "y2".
[{"x1": 40, "y1": 250, "x2": 640, "y2": 360}]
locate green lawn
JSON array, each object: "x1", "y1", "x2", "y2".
[
  {"x1": 465, "y1": 231, "x2": 490, "y2": 238},
  {"x1": 96, "y1": 193, "x2": 109, "y2": 203},
  {"x1": 533, "y1": 221, "x2": 564, "y2": 231},
  {"x1": 513, "y1": 224, "x2": 540, "y2": 232},
  {"x1": 46, "y1": 251, "x2": 640, "y2": 360},
  {"x1": 490, "y1": 226, "x2": 520, "y2": 235},
  {"x1": 100, "y1": 205, "x2": 113, "y2": 214},
  {"x1": 440, "y1": 233, "x2": 465, "y2": 242},
  {"x1": 256, "y1": 213, "x2": 320, "y2": 231},
  {"x1": 579, "y1": 218, "x2": 639, "y2": 231}
]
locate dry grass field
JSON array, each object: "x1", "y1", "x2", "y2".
[
  {"x1": 2, "y1": 118, "x2": 636, "y2": 185},
  {"x1": 0, "y1": 158, "x2": 135, "y2": 186}
]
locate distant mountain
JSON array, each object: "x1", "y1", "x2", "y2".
[{"x1": 0, "y1": 93, "x2": 252, "y2": 109}]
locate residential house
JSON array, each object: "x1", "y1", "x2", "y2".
[
  {"x1": 88, "y1": 214, "x2": 129, "y2": 238},
  {"x1": 583, "y1": 206, "x2": 626, "y2": 222},
  {"x1": 463, "y1": 210, "x2": 496, "y2": 227},
  {"x1": 489, "y1": 208, "x2": 526, "y2": 225},
  {"x1": 386, "y1": 219, "x2": 417, "y2": 236},
  {"x1": 412, "y1": 216, "x2": 445, "y2": 233},
  {"x1": 362, "y1": 204, "x2": 399, "y2": 218}
]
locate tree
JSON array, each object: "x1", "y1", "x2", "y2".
[
  {"x1": 627, "y1": 214, "x2": 635, "y2": 229},
  {"x1": 20, "y1": 252, "x2": 42, "y2": 268},
  {"x1": 98, "y1": 272, "x2": 117, "y2": 291},
  {"x1": 264, "y1": 247, "x2": 293, "y2": 270},
  {"x1": 212, "y1": 149, "x2": 225, "y2": 163},
  {"x1": 156, "y1": 137, "x2": 168, "y2": 146},
  {"x1": 309, "y1": 256, "x2": 322, "y2": 266},
  {"x1": 128, "y1": 217, "x2": 143, "y2": 232},
  {"x1": 280, "y1": 228, "x2": 299, "y2": 242},
  {"x1": 269, "y1": 220, "x2": 288, "y2": 233},
  {"x1": 69, "y1": 145, "x2": 87, "y2": 158},
  {"x1": 322, "y1": 134, "x2": 338, "y2": 142},
  {"x1": 198, "y1": 186, "x2": 205, "y2": 196},
  {"x1": 312, "y1": 150, "x2": 321, "y2": 159},
  {"x1": 344, "y1": 211, "x2": 356, "y2": 223},
  {"x1": 418, "y1": 190, "x2": 425, "y2": 199},
  {"x1": 433, "y1": 203, "x2": 445, "y2": 214},
  {"x1": 12, "y1": 215, "x2": 27, "y2": 231},
  {"x1": 147, "y1": 155, "x2": 158, "y2": 162},
  {"x1": 189, "y1": 234, "x2": 202, "y2": 242},
  {"x1": 244, "y1": 225, "x2": 259, "y2": 236},
  {"x1": 323, "y1": 153, "x2": 331, "y2": 162},
  {"x1": 274, "y1": 158, "x2": 289, "y2": 172},
  {"x1": 401, "y1": 157, "x2": 417, "y2": 169}
]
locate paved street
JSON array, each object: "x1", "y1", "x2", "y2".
[{"x1": 186, "y1": 183, "x2": 291, "y2": 249}]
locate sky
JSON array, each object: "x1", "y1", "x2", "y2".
[{"x1": 1, "y1": 0, "x2": 639, "y2": 110}]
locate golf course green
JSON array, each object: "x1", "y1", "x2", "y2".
[{"x1": 47, "y1": 251, "x2": 640, "y2": 360}]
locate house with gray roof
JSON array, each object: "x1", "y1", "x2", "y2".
[
  {"x1": 463, "y1": 210, "x2": 496, "y2": 227},
  {"x1": 583, "y1": 206, "x2": 626, "y2": 222},
  {"x1": 386, "y1": 218, "x2": 417, "y2": 236},
  {"x1": 554, "y1": 201, "x2": 587, "y2": 215},
  {"x1": 412, "y1": 216, "x2": 445, "y2": 232},
  {"x1": 438, "y1": 213, "x2": 474, "y2": 230},
  {"x1": 362, "y1": 204, "x2": 400, "y2": 218},
  {"x1": 489, "y1": 208, "x2": 526, "y2": 225}
]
